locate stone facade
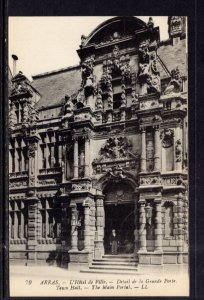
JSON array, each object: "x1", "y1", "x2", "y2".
[{"x1": 9, "y1": 17, "x2": 188, "y2": 268}]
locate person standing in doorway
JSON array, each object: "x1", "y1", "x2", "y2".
[{"x1": 110, "y1": 229, "x2": 118, "y2": 255}]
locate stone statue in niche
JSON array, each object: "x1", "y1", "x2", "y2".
[
  {"x1": 160, "y1": 129, "x2": 174, "y2": 148},
  {"x1": 164, "y1": 67, "x2": 182, "y2": 94}
]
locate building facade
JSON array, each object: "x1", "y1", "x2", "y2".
[{"x1": 9, "y1": 16, "x2": 188, "y2": 268}]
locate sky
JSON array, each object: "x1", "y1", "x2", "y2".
[{"x1": 8, "y1": 16, "x2": 168, "y2": 81}]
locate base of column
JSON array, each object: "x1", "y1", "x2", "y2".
[
  {"x1": 68, "y1": 250, "x2": 92, "y2": 264},
  {"x1": 138, "y1": 252, "x2": 163, "y2": 265},
  {"x1": 94, "y1": 240, "x2": 104, "y2": 259}
]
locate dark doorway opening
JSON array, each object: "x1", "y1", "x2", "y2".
[{"x1": 104, "y1": 204, "x2": 135, "y2": 254}]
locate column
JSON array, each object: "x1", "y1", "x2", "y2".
[
  {"x1": 70, "y1": 204, "x2": 78, "y2": 251},
  {"x1": 58, "y1": 143, "x2": 62, "y2": 166},
  {"x1": 27, "y1": 198, "x2": 39, "y2": 260},
  {"x1": 140, "y1": 128, "x2": 146, "y2": 172},
  {"x1": 177, "y1": 193, "x2": 184, "y2": 263},
  {"x1": 21, "y1": 202, "x2": 25, "y2": 239},
  {"x1": 138, "y1": 200, "x2": 147, "y2": 252},
  {"x1": 154, "y1": 126, "x2": 161, "y2": 172},
  {"x1": 50, "y1": 134, "x2": 55, "y2": 168},
  {"x1": 84, "y1": 204, "x2": 90, "y2": 251},
  {"x1": 73, "y1": 138, "x2": 79, "y2": 179},
  {"x1": 84, "y1": 137, "x2": 90, "y2": 177},
  {"x1": 44, "y1": 134, "x2": 49, "y2": 168},
  {"x1": 14, "y1": 139, "x2": 18, "y2": 172},
  {"x1": 154, "y1": 199, "x2": 162, "y2": 252}
]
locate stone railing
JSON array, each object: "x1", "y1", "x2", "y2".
[{"x1": 10, "y1": 239, "x2": 27, "y2": 244}]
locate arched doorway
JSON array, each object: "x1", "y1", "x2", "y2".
[{"x1": 103, "y1": 181, "x2": 135, "y2": 254}]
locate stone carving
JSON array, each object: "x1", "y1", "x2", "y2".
[
  {"x1": 147, "y1": 17, "x2": 154, "y2": 29},
  {"x1": 160, "y1": 129, "x2": 174, "y2": 148},
  {"x1": 9, "y1": 180, "x2": 28, "y2": 188},
  {"x1": 38, "y1": 179, "x2": 56, "y2": 185},
  {"x1": 64, "y1": 94, "x2": 73, "y2": 118},
  {"x1": 175, "y1": 139, "x2": 182, "y2": 162},
  {"x1": 9, "y1": 102, "x2": 17, "y2": 130},
  {"x1": 81, "y1": 56, "x2": 95, "y2": 97},
  {"x1": 81, "y1": 34, "x2": 87, "y2": 46},
  {"x1": 108, "y1": 165, "x2": 127, "y2": 179},
  {"x1": 168, "y1": 16, "x2": 185, "y2": 37},
  {"x1": 107, "y1": 82, "x2": 113, "y2": 109},
  {"x1": 164, "y1": 67, "x2": 182, "y2": 94},
  {"x1": 131, "y1": 91, "x2": 138, "y2": 105},
  {"x1": 95, "y1": 88, "x2": 103, "y2": 110},
  {"x1": 162, "y1": 175, "x2": 184, "y2": 186},
  {"x1": 99, "y1": 136, "x2": 132, "y2": 160},
  {"x1": 28, "y1": 144, "x2": 37, "y2": 158},
  {"x1": 72, "y1": 182, "x2": 92, "y2": 191},
  {"x1": 22, "y1": 104, "x2": 39, "y2": 127},
  {"x1": 101, "y1": 50, "x2": 131, "y2": 87},
  {"x1": 140, "y1": 176, "x2": 162, "y2": 185},
  {"x1": 137, "y1": 41, "x2": 161, "y2": 94},
  {"x1": 152, "y1": 114, "x2": 162, "y2": 122},
  {"x1": 120, "y1": 84, "x2": 126, "y2": 107},
  {"x1": 11, "y1": 81, "x2": 33, "y2": 98}
]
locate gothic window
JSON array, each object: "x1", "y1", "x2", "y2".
[
  {"x1": 145, "y1": 201, "x2": 155, "y2": 240},
  {"x1": 164, "y1": 202, "x2": 174, "y2": 238},
  {"x1": 9, "y1": 200, "x2": 27, "y2": 240},
  {"x1": 39, "y1": 199, "x2": 61, "y2": 240}
]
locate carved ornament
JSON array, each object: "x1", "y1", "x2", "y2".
[{"x1": 160, "y1": 129, "x2": 174, "y2": 148}]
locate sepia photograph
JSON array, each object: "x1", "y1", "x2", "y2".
[{"x1": 8, "y1": 16, "x2": 189, "y2": 296}]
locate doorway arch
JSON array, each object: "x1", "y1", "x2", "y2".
[{"x1": 103, "y1": 180, "x2": 136, "y2": 254}]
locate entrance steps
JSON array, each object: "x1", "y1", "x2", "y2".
[{"x1": 80, "y1": 254, "x2": 138, "y2": 275}]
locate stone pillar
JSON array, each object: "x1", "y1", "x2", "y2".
[
  {"x1": 44, "y1": 134, "x2": 49, "y2": 168},
  {"x1": 154, "y1": 126, "x2": 161, "y2": 172},
  {"x1": 138, "y1": 200, "x2": 147, "y2": 252},
  {"x1": 70, "y1": 204, "x2": 78, "y2": 251},
  {"x1": 73, "y1": 138, "x2": 79, "y2": 179},
  {"x1": 94, "y1": 196, "x2": 105, "y2": 258},
  {"x1": 21, "y1": 202, "x2": 25, "y2": 239},
  {"x1": 177, "y1": 193, "x2": 184, "y2": 263},
  {"x1": 141, "y1": 128, "x2": 147, "y2": 172},
  {"x1": 154, "y1": 199, "x2": 162, "y2": 252},
  {"x1": 84, "y1": 137, "x2": 90, "y2": 177},
  {"x1": 27, "y1": 197, "x2": 39, "y2": 261},
  {"x1": 84, "y1": 204, "x2": 90, "y2": 251},
  {"x1": 14, "y1": 139, "x2": 18, "y2": 172},
  {"x1": 58, "y1": 143, "x2": 62, "y2": 166}
]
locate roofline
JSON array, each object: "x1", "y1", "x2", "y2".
[{"x1": 32, "y1": 64, "x2": 80, "y2": 80}]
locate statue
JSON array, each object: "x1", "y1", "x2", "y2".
[{"x1": 164, "y1": 67, "x2": 182, "y2": 94}]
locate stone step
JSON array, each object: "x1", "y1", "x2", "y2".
[
  {"x1": 102, "y1": 255, "x2": 135, "y2": 259},
  {"x1": 91, "y1": 261, "x2": 137, "y2": 267},
  {"x1": 80, "y1": 268, "x2": 139, "y2": 275},
  {"x1": 93, "y1": 258, "x2": 138, "y2": 263},
  {"x1": 89, "y1": 265, "x2": 138, "y2": 271}
]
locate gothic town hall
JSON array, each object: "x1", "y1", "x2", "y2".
[{"x1": 9, "y1": 17, "x2": 188, "y2": 272}]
